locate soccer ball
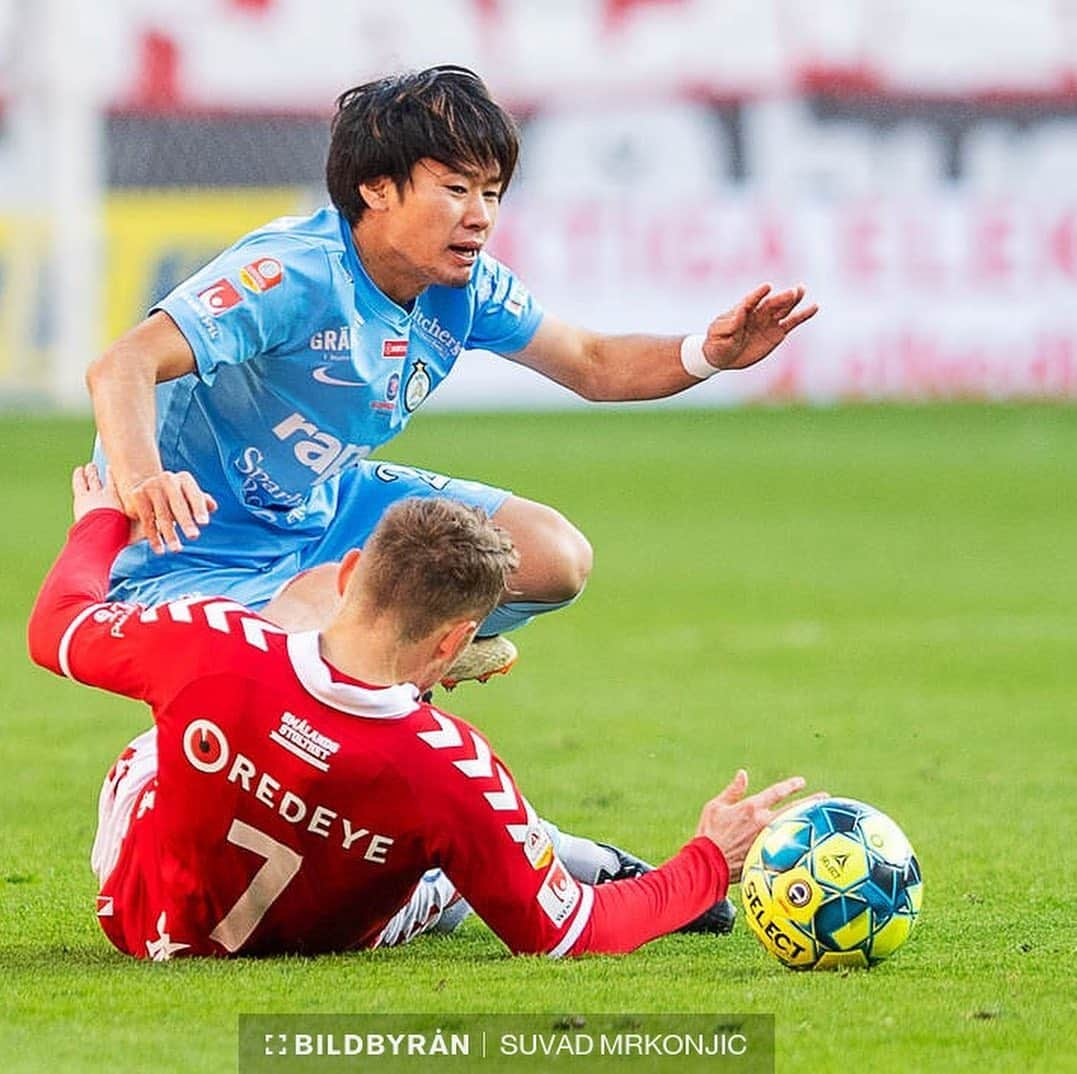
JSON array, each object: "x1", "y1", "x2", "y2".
[{"x1": 740, "y1": 797, "x2": 922, "y2": 970}]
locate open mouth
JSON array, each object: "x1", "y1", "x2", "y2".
[{"x1": 448, "y1": 243, "x2": 481, "y2": 265}]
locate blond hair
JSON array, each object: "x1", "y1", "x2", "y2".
[{"x1": 349, "y1": 498, "x2": 518, "y2": 641}]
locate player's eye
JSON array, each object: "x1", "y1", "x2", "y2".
[{"x1": 447, "y1": 185, "x2": 468, "y2": 195}]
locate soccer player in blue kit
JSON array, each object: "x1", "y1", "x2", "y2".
[
  {"x1": 84, "y1": 66, "x2": 816, "y2": 912},
  {"x1": 87, "y1": 65, "x2": 817, "y2": 685}
]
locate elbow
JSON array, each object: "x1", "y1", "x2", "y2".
[
  {"x1": 86, "y1": 337, "x2": 152, "y2": 399},
  {"x1": 26, "y1": 605, "x2": 56, "y2": 674},
  {"x1": 572, "y1": 376, "x2": 604, "y2": 403},
  {"x1": 85, "y1": 347, "x2": 118, "y2": 399},
  {"x1": 571, "y1": 349, "x2": 620, "y2": 403},
  {"x1": 85, "y1": 352, "x2": 107, "y2": 401},
  {"x1": 576, "y1": 378, "x2": 629, "y2": 403}
]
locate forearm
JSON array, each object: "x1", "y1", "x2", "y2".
[
  {"x1": 524, "y1": 284, "x2": 814, "y2": 402},
  {"x1": 577, "y1": 837, "x2": 729, "y2": 954},
  {"x1": 27, "y1": 510, "x2": 131, "y2": 674},
  {"x1": 584, "y1": 333, "x2": 709, "y2": 402},
  {"x1": 86, "y1": 344, "x2": 165, "y2": 494}
]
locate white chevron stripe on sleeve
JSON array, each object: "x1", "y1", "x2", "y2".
[
  {"x1": 162, "y1": 596, "x2": 208, "y2": 623},
  {"x1": 242, "y1": 617, "x2": 285, "y2": 651},
  {"x1": 483, "y1": 763, "x2": 518, "y2": 812},
  {"x1": 505, "y1": 798, "x2": 539, "y2": 844},
  {"x1": 453, "y1": 731, "x2": 493, "y2": 779},
  {"x1": 417, "y1": 711, "x2": 463, "y2": 750},
  {"x1": 202, "y1": 600, "x2": 251, "y2": 632}
]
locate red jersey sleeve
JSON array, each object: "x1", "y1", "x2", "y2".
[
  {"x1": 411, "y1": 708, "x2": 729, "y2": 958},
  {"x1": 27, "y1": 509, "x2": 284, "y2": 707},
  {"x1": 583, "y1": 837, "x2": 729, "y2": 953}
]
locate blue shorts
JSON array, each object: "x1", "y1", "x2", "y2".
[{"x1": 107, "y1": 461, "x2": 511, "y2": 609}]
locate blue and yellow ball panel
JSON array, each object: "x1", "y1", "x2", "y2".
[{"x1": 740, "y1": 797, "x2": 921, "y2": 970}]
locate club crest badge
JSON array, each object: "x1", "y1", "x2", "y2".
[
  {"x1": 403, "y1": 360, "x2": 431, "y2": 413},
  {"x1": 523, "y1": 823, "x2": 554, "y2": 870},
  {"x1": 239, "y1": 257, "x2": 284, "y2": 293}
]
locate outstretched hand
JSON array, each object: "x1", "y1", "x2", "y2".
[
  {"x1": 702, "y1": 284, "x2": 818, "y2": 372},
  {"x1": 696, "y1": 769, "x2": 828, "y2": 881}
]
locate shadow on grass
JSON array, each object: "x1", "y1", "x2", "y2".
[{"x1": 0, "y1": 930, "x2": 516, "y2": 979}]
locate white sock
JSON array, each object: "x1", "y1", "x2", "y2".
[{"x1": 542, "y1": 822, "x2": 622, "y2": 884}]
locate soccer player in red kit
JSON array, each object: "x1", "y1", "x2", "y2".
[{"x1": 28, "y1": 464, "x2": 820, "y2": 960}]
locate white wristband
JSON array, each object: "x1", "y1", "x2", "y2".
[{"x1": 680, "y1": 333, "x2": 717, "y2": 380}]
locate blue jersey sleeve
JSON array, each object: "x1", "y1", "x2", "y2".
[
  {"x1": 466, "y1": 254, "x2": 543, "y2": 355},
  {"x1": 153, "y1": 235, "x2": 336, "y2": 384}
]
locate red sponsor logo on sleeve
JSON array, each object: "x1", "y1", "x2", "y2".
[
  {"x1": 382, "y1": 339, "x2": 408, "y2": 359},
  {"x1": 197, "y1": 279, "x2": 243, "y2": 315},
  {"x1": 537, "y1": 860, "x2": 581, "y2": 926},
  {"x1": 239, "y1": 257, "x2": 284, "y2": 293}
]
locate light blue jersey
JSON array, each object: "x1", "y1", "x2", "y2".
[{"x1": 103, "y1": 207, "x2": 543, "y2": 608}]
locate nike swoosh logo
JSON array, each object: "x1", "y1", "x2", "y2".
[{"x1": 312, "y1": 366, "x2": 369, "y2": 387}]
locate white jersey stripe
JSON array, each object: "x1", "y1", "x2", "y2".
[
  {"x1": 163, "y1": 597, "x2": 207, "y2": 623},
  {"x1": 505, "y1": 798, "x2": 539, "y2": 844},
  {"x1": 58, "y1": 603, "x2": 109, "y2": 681},
  {"x1": 202, "y1": 600, "x2": 251, "y2": 632},
  {"x1": 453, "y1": 731, "x2": 493, "y2": 779},
  {"x1": 483, "y1": 764, "x2": 518, "y2": 812},
  {"x1": 416, "y1": 711, "x2": 463, "y2": 750},
  {"x1": 242, "y1": 617, "x2": 285, "y2": 652},
  {"x1": 547, "y1": 883, "x2": 594, "y2": 959}
]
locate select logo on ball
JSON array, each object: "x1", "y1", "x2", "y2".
[{"x1": 742, "y1": 875, "x2": 813, "y2": 966}]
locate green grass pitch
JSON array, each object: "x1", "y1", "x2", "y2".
[{"x1": 1, "y1": 405, "x2": 1074, "y2": 1073}]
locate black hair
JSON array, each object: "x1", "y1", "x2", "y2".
[{"x1": 327, "y1": 66, "x2": 520, "y2": 224}]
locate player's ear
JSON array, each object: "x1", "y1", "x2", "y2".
[
  {"x1": 358, "y1": 177, "x2": 393, "y2": 213},
  {"x1": 437, "y1": 619, "x2": 478, "y2": 663},
  {"x1": 337, "y1": 548, "x2": 362, "y2": 596}
]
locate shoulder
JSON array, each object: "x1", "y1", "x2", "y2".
[
  {"x1": 409, "y1": 705, "x2": 493, "y2": 774},
  {"x1": 412, "y1": 703, "x2": 484, "y2": 746},
  {"x1": 224, "y1": 208, "x2": 345, "y2": 278},
  {"x1": 472, "y1": 252, "x2": 526, "y2": 299},
  {"x1": 139, "y1": 597, "x2": 288, "y2": 659},
  {"x1": 468, "y1": 253, "x2": 535, "y2": 328},
  {"x1": 241, "y1": 206, "x2": 346, "y2": 250},
  {"x1": 409, "y1": 704, "x2": 518, "y2": 802}
]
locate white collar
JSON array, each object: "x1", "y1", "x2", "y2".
[{"x1": 286, "y1": 631, "x2": 421, "y2": 719}]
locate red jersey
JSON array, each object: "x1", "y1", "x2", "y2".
[{"x1": 28, "y1": 510, "x2": 728, "y2": 959}]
